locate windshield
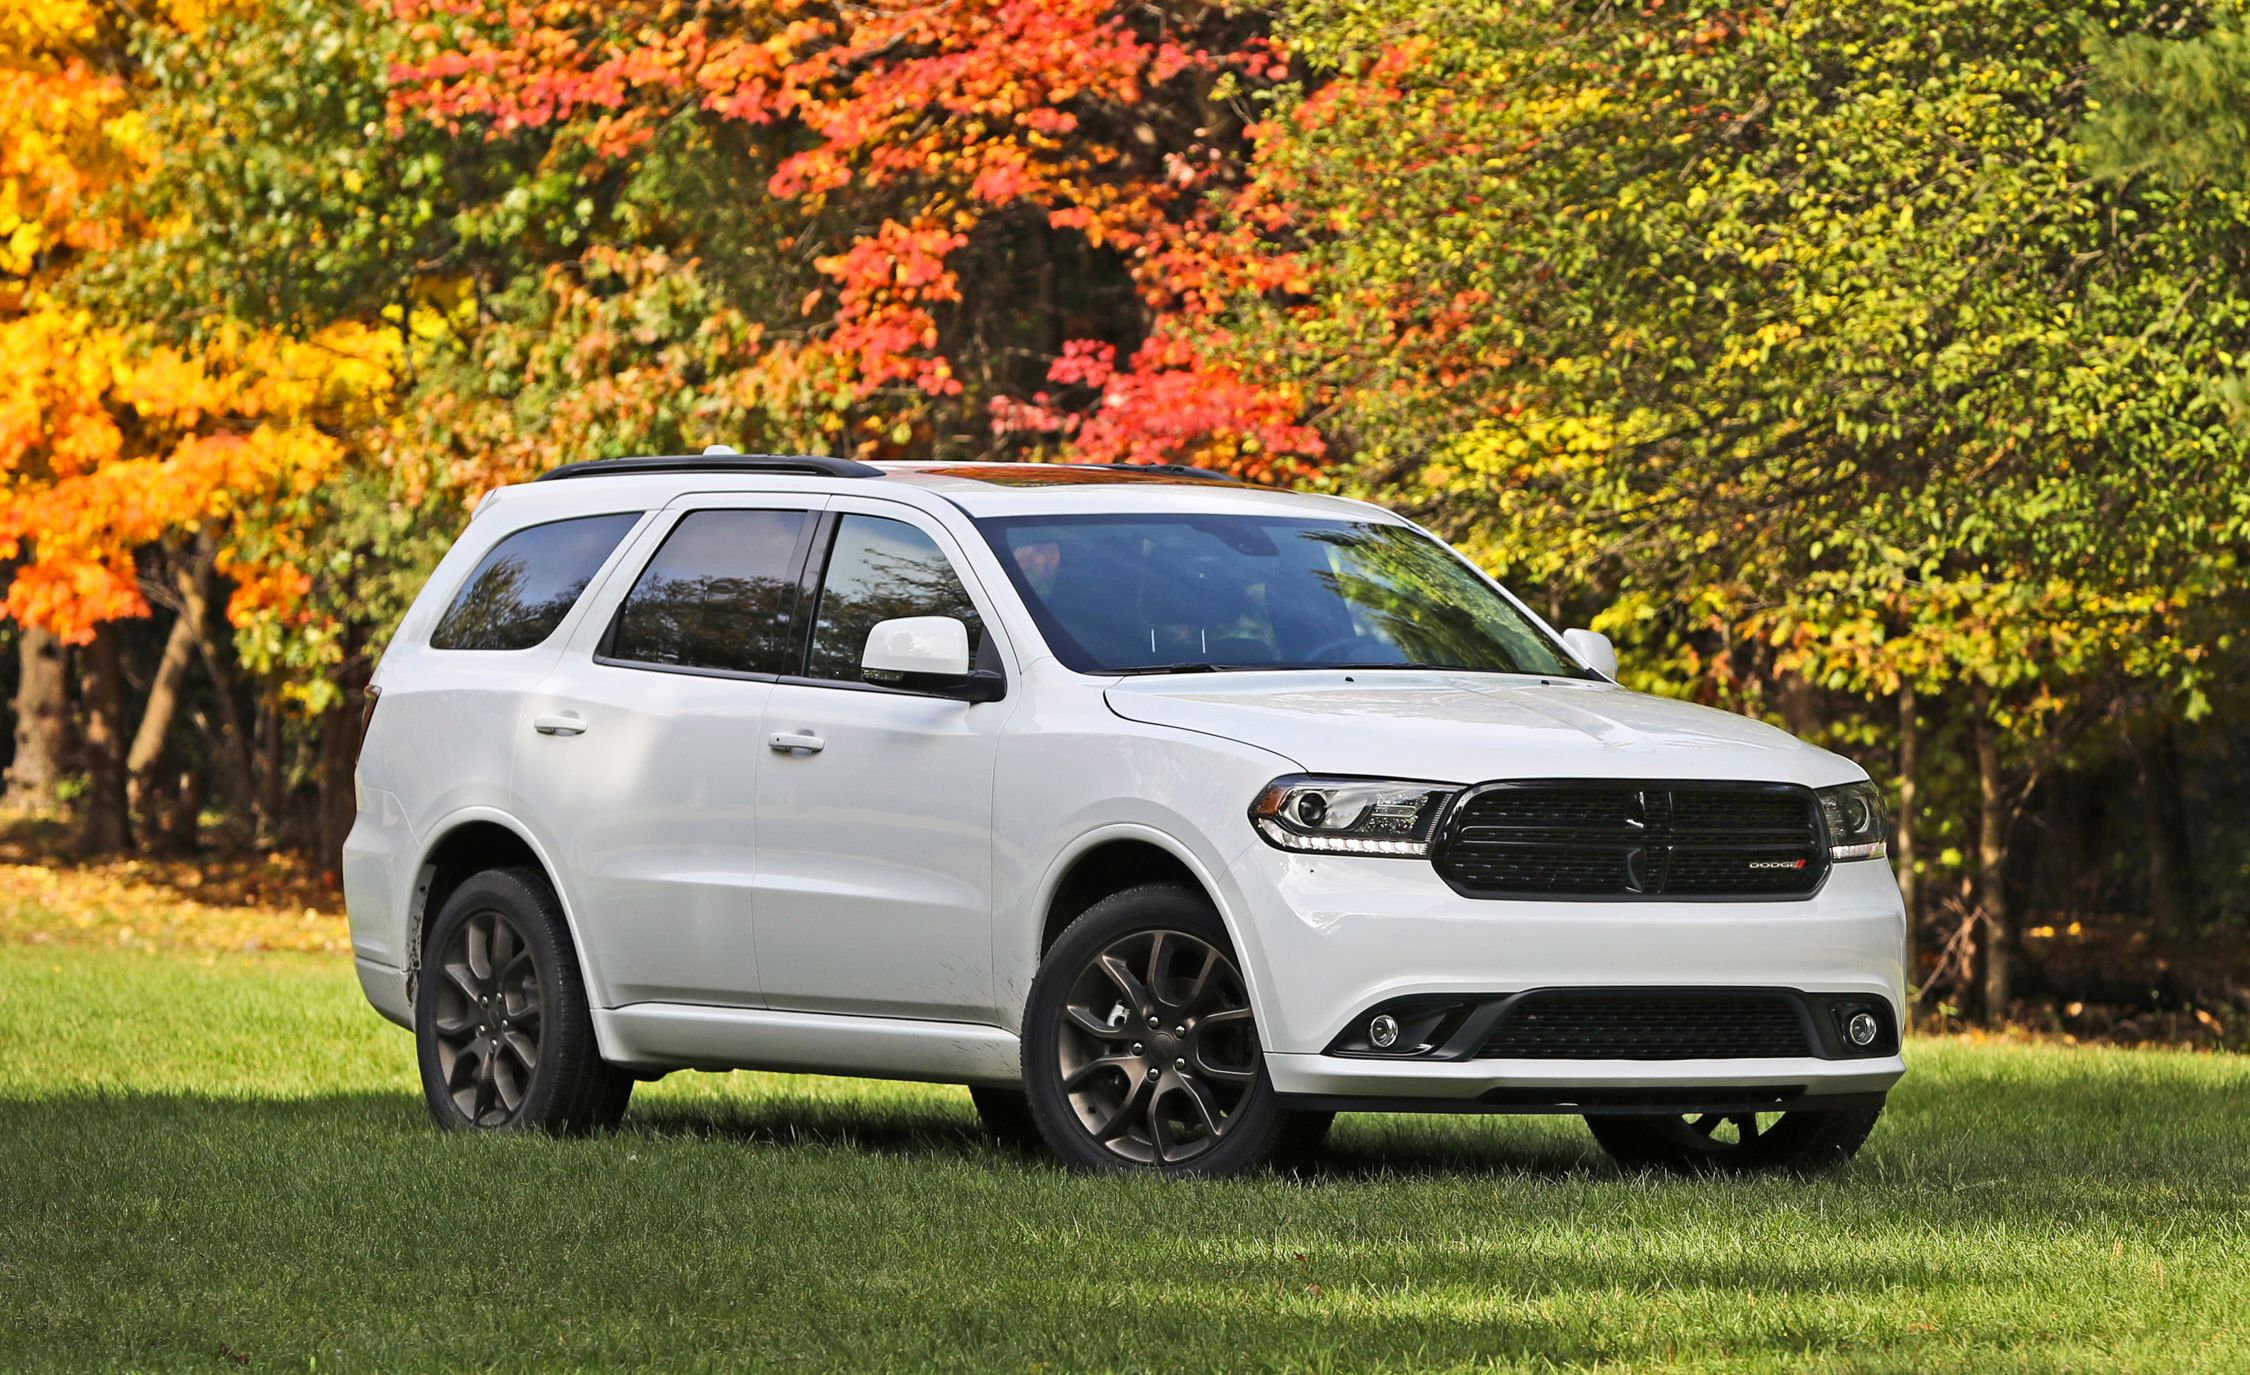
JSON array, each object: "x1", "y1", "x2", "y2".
[{"x1": 976, "y1": 513, "x2": 1593, "y2": 678}]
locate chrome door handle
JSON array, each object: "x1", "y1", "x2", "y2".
[
  {"x1": 533, "y1": 713, "x2": 587, "y2": 736},
  {"x1": 768, "y1": 730, "x2": 826, "y2": 755}
]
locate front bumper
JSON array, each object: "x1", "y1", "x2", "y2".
[{"x1": 1222, "y1": 843, "x2": 1909, "y2": 1106}]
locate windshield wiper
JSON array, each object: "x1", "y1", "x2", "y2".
[
  {"x1": 1109, "y1": 662, "x2": 1260, "y2": 676},
  {"x1": 1313, "y1": 662, "x2": 1586, "y2": 677}
]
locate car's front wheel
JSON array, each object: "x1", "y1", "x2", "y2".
[
  {"x1": 1022, "y1": 884, "x2": 1311, "y2": 1176},
  {"x1": 415, "y1": 867, "x2": 632, "y2": 1135},
  {"x1": 1585, "y1": 1101, "x2": 1883, "y2": 1174}
]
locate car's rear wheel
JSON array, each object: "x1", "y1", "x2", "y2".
[
  {"x1": 416, "y1": 867, "x2": 632, "y2": 1135},
  {"x1": 1585, "y1": 1101, "x2": 1883, "y2": 1174},
  {"x1": 1022, "y1": 884, "x2": 1312, "y2": 1176}
]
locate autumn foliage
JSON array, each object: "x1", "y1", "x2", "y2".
[
  {"x1": 385, "y1": 0, "x2": 1321, "y2": 480},
  {"x1": 3, "y1": 0, "x2": 2250, "y2": 1027}
]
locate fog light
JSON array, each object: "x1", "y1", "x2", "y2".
[
  {"x1": 1846, "y1": 1011, "x2": 1880, "y2": 1048},
  {"x1": 1369, "y1": 1014, "x2": 1401, "y2": 1049}
]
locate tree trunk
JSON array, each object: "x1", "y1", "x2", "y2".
[
  {"x1": 1973, "y1": 687, "x2": 2011, "y2": 1023},
  {"x1": 1776, "y1": 667, "x2": 1819, "y2": 739},
  {"x1": 2136, "y1": 720, "x2": 2198, "y2": 939},
  {"x1": 173, "y1": 538, "x2": 254, "y2": 845},
  {"x1": 1895, "y1": 683, "x2": 1919, "y2": 999},
  {"x1": 124, "y1": 605, "x2": 199, "y2": 825},
  {"x1": 253, "y1": 691, "x2": 286, "y2": 847},
  {"x1": 5, "y1": 627, "x2": 73, "y2": 810},
  {"x1": 76, "y1": 625, "x2": 131, "y2": 853},
  {"x1": 315, "y1": 701, "x2": 358, "y2": 882}
]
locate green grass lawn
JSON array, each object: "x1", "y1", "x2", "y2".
[{"x1": 4, "y1": 943, "x2": 2249, "y2": 1373}]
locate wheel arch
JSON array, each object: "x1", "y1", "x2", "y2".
[
  {"x1": 406, "y1": 808, "x2": 607, "y2": 1025},
  {"x1": 1024, "y1": 825, "x2": 1274, "y2": 1038}
]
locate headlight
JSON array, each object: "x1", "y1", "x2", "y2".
[
  {"x1": 1249, "y1": 775, "x2": 1458, "y2": 857},
  {"x1": 1815, "y1": 780, "x2": 1887, "y2": 860}
]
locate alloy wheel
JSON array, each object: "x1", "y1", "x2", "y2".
[
  {"x1": 1053, "y1": 928, "x2": 1260, "y2": 1166},
  {"x1": 430, "y1": 907, "x2": 545, "y2": 1127}
]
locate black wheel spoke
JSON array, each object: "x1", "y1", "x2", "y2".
[
  {"x1": 1196, "y1": 1006, "x2": 1253, "y2": 1029},
  {"x1": 497, "y1": 1053, "x2": 532, "y2": 1112},
  {"x1": 445, "y1": 1038, "x2": 482, "y2": 1089},
  {"x1": 470, "y1": 1046, "x2": 498, "y2": 1121},
  {"x1": 1190, "y1": 1051, "x2": 1254, "y2": 1084},
  {"x1": 1063, "y1": 1004, "x2": 1128, "y2": 1041},
  {"x1": 501, "y1": 1030, "x2": 540, "y2": 1071},
  {"x1": 466, "y1": 918, "x2": 494, "y2": 983},
  {"x1": 1172, "y1": 1071, "x2": 1226, "y2": 1137},
  {"x1": 1145, "y1": 1080, "x2": 1182, "y2": 1162},
  {"x1": 1688, "y1": 1113, "x2": 1722, "y2": 1138},
  {"x1": 443, "y1": 961, "x2": 482, "y2": 1002},
  {"x1": 1096, "y1": 953, "x2": 1156, "y2": 1019},
  {"x1": 1092, "y1": 1072, "x2": 1155, "y2": 1141},
  {"x1": 488, "y1": 919, "x2": 516, "y2": 980},
  {"x1": 1064, "y1": 1054, "x2": 1141, "y2": 1092},
  {"x1": 1736, "y1": 1113, "x2": 1762, "y2": 1142},
  {"x1": 1180, "y1": 949, "x2": 1221, "y2": 1013}
]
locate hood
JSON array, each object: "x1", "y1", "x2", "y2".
[{"x1": 1103, "y1": 670, "x2": 1863, "y2": 788}]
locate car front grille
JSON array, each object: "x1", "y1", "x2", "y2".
[
  {"x1": 1478, "y1": 991, "x2": 1813, "y2": 1060},
  {"x1": 1432, "y1": 781, "x2": 1826, "y2": 900}
]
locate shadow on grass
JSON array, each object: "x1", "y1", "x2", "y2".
[
  {"x1": 9, "y1": 1053, "x2": 2247, "y2": 1199},
  {"x1": 0, "y1": 1084, "x2": 1590, "y2": 1179},
  {"x1": 620, "y1": 1095, "x2": 1596, "y2": 1179}
]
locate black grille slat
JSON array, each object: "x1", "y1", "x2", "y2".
[
  {"x1": 1433, "y1": 782, "x2": 1825, "y2": 900},
  {"x1": 1480, "y1": 992, "x2": 1811, "y2": 1060}
]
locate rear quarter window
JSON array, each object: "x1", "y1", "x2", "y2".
[{"x1": 430, "y1": 512, "x2": 641, "y2": 651}]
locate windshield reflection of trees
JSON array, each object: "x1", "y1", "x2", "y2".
[{"x1": 1300, "y1": 527, "x2": 1574, "y2": 675}]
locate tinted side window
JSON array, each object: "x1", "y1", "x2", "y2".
[
  {"x1": 430, "y1": 513, "x2": 640, "y2": 651},
  {"x1": 805, "y1": 515, "x2": 984, "y2": 683},
  {"x1": 606, "y1": 509, "x2": 812, "y2": 676}
]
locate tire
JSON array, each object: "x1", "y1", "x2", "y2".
[
  {"x1": 1021, "y1": 883, "x2": 1315, "y2": 1177},
  {"x1": 415, "y1": 866, "x2": 633, "y2": 1135},
  {"x1": 968, "y1": 1084, "x2": 1043, "y2": 1152},
  {"x1": 1585, "y1": 1100, "x2": 1883, "y2": 1175},
  {"x1": 1271, "y1": 1108, "x2": 1337, "y2": 1171}
]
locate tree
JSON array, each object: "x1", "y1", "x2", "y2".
[
  {"x1": 1, "y1": 0, "x2": 395, "y2": 850},
  {"x1": 383, "y1": 0, "x2": 1322, "y2": 477},
  {"x1": 1229, "y1": 0, "x2": 2250, "y2": 1017}
]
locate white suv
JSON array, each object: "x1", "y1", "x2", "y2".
[{"x1": 345, "y1": 454, "x2": 1905, "y2": 1175}]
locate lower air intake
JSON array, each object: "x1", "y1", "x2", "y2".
[{"x1": 1478, "y1": 991, "x2": 1813, "y2": 1060}]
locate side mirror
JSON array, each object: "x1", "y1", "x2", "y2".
[
  {"x1": 1562, "y1": 628, "x2": 1618, "y2": 680},
  {"x1": 861, "y1": 616, "x2": 1004, "y2": 702}
]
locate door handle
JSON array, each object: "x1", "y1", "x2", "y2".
[
  {"x1": 533, "y1": 713, "x2": 587, "y2": 736},
  {"x1": 768, "y1": 730, "x2": 826, "y2": 755}
]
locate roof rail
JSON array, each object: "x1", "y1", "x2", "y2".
[
  {"x1": 536, "y1": 453, "x2": 884, "y2": 482},
  {"x1": 1068, "y1": 461, "x2": 1243, "y2": 484}
]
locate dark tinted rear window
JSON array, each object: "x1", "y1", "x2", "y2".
[
  {"x1": 606, "y1": 509, "x2": 813, "y2": 676},
  {"x1": 430, "y1": 513, "x2": 640, "y2": 651}
]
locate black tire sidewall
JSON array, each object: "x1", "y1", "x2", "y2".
[{"x1": 1021, "y1": 884, "x2": 1288, "y2": 1177}]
